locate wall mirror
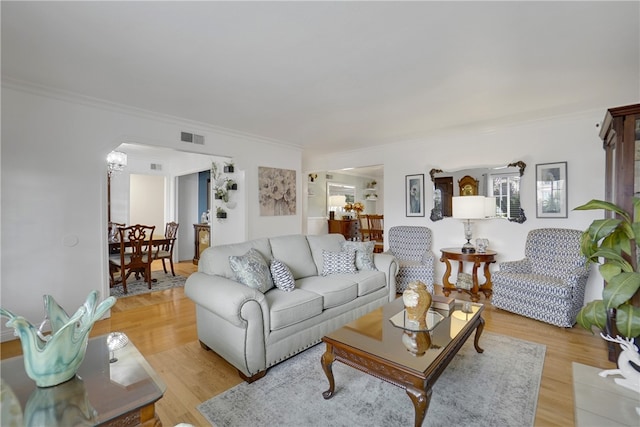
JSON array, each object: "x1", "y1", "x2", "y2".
[
  {"x1": 327, "y1": 182, "x2": 356, "y2": 216},
  {"x1": 429, "y1": 161, "x2": 526, "y2": 223}
]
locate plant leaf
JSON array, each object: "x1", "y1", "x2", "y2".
[
  {"x1": 592, "y1": 248, "x2": 634, "y2": 272},
  {"x1": 576, "y1": 300, "x2": 607, "y2": 332},
  {"x1": 586, "y1": 219, "x2": 622, "y2": 242},
  {"x1": 615, "y1": 304, "x2": 640, "y2": 338},
  {"x1": 574, "y1": 199, "x2": 631, "y2": 222},
  {"x1": 603, "y1": 272, "x2": 640, "y2": 309},
  {"x1": 599, "y1": 263, "x2": 623, "y2": 282}
]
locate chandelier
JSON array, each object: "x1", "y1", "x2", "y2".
[{"x1": 107, "y1": 151, "x2": 127, "y2": 176}]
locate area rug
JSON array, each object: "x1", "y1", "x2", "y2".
[
  {"x1": 109, "y1": 271, "x2": 186, "y2": 298},
  {"x1": 198, "y1": 332, "x2": 545, "y2": 427}
]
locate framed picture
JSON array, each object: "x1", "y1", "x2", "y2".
[
  {"x1": 258, "y1": 166, "x2": 297, "y2": 216},
  {"x1": 536, "y1": 162, "x2": 567, "y2": 218},
  {"x1": 405, "y1": 174, "x2": 425, "y2": 217}
]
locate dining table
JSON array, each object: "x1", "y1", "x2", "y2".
[{"x1": 108, "y1": 234, "x2": 171, "y2": 254}]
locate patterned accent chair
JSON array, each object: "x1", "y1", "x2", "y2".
[
  {"x1": 387, "y1": 226, "x2": 436, "y2": 294},
  {"x1": 491, "y1": 228, "x2": 590, "y2": 327}
]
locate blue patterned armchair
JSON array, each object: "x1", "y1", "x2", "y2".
[
  {"x1": 387, "y1": 226, "x2": 436, "y2": 294},
  {"x1": 491, "y1": 228, "x2": 590, "y2": 327}
]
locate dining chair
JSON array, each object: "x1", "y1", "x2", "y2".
[
  {"x1": 367, "y1": 214, "x2": 384, "y2": 253},
  {"x1": 109, "y1": 224, "x2": 155, "y2": 294},
  {"x1": 154, "y1": 222, "x2": 179, "y2": 276},
  {"x1": 358, "y1": 214, "x2": 370, "y2": 241}
]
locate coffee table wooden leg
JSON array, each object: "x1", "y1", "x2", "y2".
[
  {"x1": 474, "y1": 316, "x2": 485, "y2": 353},
  {"x1": 406, "y1": 385, "x2": 431, "y2": 427},
  {"x1": 321, "y1": 345, "x2": 336, "y2": 399}
]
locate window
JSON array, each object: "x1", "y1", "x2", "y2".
[{"x1": 489, "y1": 173, "x2": 520, "y2": 220}]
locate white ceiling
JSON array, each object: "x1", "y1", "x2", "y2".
[{"x1": 2, "y1": 1, "x2": 639, "y2": 155}]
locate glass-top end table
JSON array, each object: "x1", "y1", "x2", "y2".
[{"x1": 1, "y1": 334, "x2": 166, "y2": 427}]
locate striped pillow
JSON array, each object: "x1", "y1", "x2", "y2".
[
  {"x1": 322, "y1": 250, "x2": 357, "y2": 276},
  {"x1": 270, "y1": 259, "x2": 295, "y2": 292}
]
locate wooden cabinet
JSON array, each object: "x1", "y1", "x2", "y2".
[
  {"x1": 328, "y1": 219, "x2": 359, "y2": 241},
  {"x1": 600, "y1": 103, "x2": 640, "y2": 219},
  {"x1": 193, "y1": 223, "x2": 210, "y2": 265},
  {"x1": 598, "y1": 103, "x2": 640, "y2": 361}
]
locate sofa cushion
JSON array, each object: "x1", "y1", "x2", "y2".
[
  {"x1": 322, "y1": 250, "x2": 357, "y2": 276},
  {"x1": 265, "y1": 289, "x2": 323, "y2": 330},
  {"x1": 352, "y1": 270, "x2": 387, "y2": 296},
  {"x1": 228, "y1": 248, "x2": 274, "y2": 293},
  {"x1": 270, "y1": 259, "x2": 295, "y2": 292},
  {"x1": 307, "y1": 234, "x2": 346, "y2": 273},
  {"x1": 341, "y1": 240, "x2": 376, "y2": 271},
  {"x1": 269, "y1": 235, "x2": 317, "y2": 279},
  {"x1": 296, "y1": 276, "x2": 358, "y2": 308}
]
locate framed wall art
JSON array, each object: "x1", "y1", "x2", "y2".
[
  {"x1": 535, "y1": 161, "x2": 567, "y2": 218},
  {"x1": 405, "y1": 174, "x2": 425, "y2": 217},
  {"x1": 258, "y1": 166, "x2": 296, "y2": 216}
]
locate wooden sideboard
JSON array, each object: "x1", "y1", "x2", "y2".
[
  {"x1": 328, "y1": 218, "x2": 359, "y2": 241},
  {"x1": 193, "y1": 223, "x2": 210, "y2": 265}
]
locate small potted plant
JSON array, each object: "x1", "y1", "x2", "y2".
[
  {"x1": 215, "y1": 187, "x2": 229, "y2": 203},
  {"x1": 216, "y1": 207, "x2": 227, "y2": 219},
  {"x1": 224, "y1": 161, "x2": 235, "y2": 173},
  {"x1": 226, "y1": 178, "x2": 238, "y2": 191}
]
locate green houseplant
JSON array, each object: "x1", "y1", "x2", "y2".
[{"x1": 574, "y1": 198, "x2": 640, "y2": 339}]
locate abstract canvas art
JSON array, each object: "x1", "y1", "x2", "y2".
[{"x1": 259, "y1": 167, "x2": 296, "y2": 216}]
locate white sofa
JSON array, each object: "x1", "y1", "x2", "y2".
[{"x1": 185, "y1": 233, "x2": 398, "y2": 382}]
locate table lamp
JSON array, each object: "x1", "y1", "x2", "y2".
[{"x1": 452, "y1": 196, "x2": 487, "y2": 254}]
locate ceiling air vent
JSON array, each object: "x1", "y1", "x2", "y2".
[
  {"x1": 181, "y1": 131, "x2": 205, "y2": 145},
  {"x1": 150, "y1": 163, "x2": 163, "y2": 171}
]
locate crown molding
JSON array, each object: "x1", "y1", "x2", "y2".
[{"x1": 1, "y1": 77, "x2": 303, "y2": 152}]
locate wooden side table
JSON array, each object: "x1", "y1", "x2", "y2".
[
  {"x1": 440, "y1": 248, "x2": 497, "y2": 302},
  {"x1": 193, "y1": 223, "x2": 210, "y2": 265},
  {"x1": 327, "y1": 218, "x2": 359, "y2": 241}
]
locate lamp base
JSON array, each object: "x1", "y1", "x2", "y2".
[{"x1": 461, "y1": 240, "x2": 476, "y2": 254}]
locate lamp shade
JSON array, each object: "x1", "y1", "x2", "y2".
[
  {"x1": 484, "y1": 196, "x2": 497, "y2": 217},
  {"x1": 452, "y1": 196, "x2": 487, "y2": 219}
]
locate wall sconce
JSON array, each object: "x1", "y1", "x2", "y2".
[{"x1": 452, "y1": 196, "x2": 487, "y2": 253}]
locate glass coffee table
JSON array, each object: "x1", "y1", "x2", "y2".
[
  {"x1": 1, "y1": 334, "x2": 166, "y2": 426},
  {"x1": 322, "y1": 297, "x2": 484, "y2": 427}
]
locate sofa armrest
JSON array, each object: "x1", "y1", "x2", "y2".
[
  {"x1": 498, "y1": 258, "x2": 531, "y2": 274},
  {"x1": 373, "y1": 253, "x2": 399, "y2": 300},
  {"x1": 184, "y1": 272, "x2": 269, "y2": 329}
]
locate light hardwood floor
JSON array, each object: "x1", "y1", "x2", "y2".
[{"x1": 1, "y1": 260, "x2": 613, "y2": 426}]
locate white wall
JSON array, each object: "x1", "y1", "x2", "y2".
[
  {"x1": 304, "y1": 110, "x2": 608, "y2": 305},
  {"x1": 0, "y1": 85, "x2": 302, "y2": 341},
  {"x1": 129, "y1": 174, "x2": 165, "y2": 233}
]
